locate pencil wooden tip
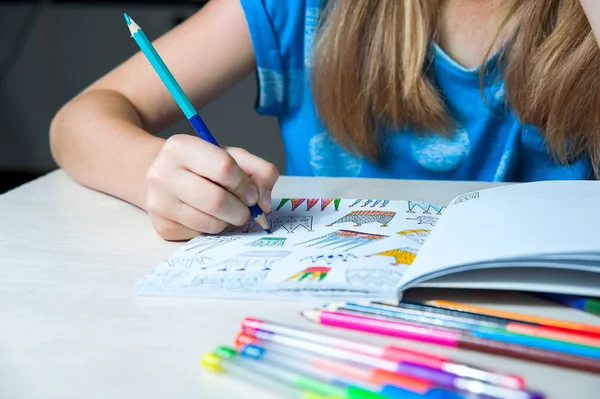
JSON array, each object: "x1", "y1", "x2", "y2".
[
  {"x1": 124, "y1": 14, "x2": 140, "y2": 35},
  {"x1": 301, "y1": 309, "x2": 320, "y2": 322},
  {"x1": 253, "y1": 213, "x2": 270, "y2": 231}
]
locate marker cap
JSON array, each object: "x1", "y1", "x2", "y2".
[
  {"x1": 200, "y1": 353, "x2": 222, "y2": 371},
  {"x1": 235, "y1": 332, "x2": 258, "y2": 349},
  {"x1": 214, "y1": 346, "x2": 237, "y2": 358}
]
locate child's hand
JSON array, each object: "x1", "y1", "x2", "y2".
[{"x1": 145, "y1": 134, "x2": 279, "y2": 240}]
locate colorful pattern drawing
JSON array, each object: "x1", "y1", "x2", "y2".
[
  {"x1": 276, "y1": 198, "x2": 290, "y2": 211},
  {"x1": 397, "y1": 229, "x2": 431, "y2": 245},
  {"x1": 183, "y1": 236, "x2": 240, "y2": 253},
  {"x1": 296, "y1": 230, "x2": 388, "y2": 251},
  {"x1": 407, "y1": 216, "x2": 439, "y2": 227},
  {"x1": 321, "y1": 198, "x2": 341, "y2": 211},
  {"x1": 326, "y1": 210, "x2": 396, "y2": 227},
  {"x1": 205, "y1": 251, "x2": 291, "y2": 272},
  {"x1": 307, "y1": 198, "x2": 319, "y2": 211},
  {"x1": 276, "y1": 198, "x2": 341, "y2": 211},
  {"x1": 367, "y1": 247, "x2": 418, "y2": 265},
  {"x1": 291, "y1": 198, "x2": 306, "y2": 210},
  {"x1": 270, "y1": 216, "x2": 313, "y2": 233},
  {"x1": 346, "y1": 269, "x2": 404, "y2": 289},
  {"x1": 286, "y1": 266, "x2": 331, "y2": 282},
  {"x1": 300, "y1": 253, "x2": 358, "y2": 265},
  {"x1": 349, "y1": 199, "x2": 390, "y2": 208},
  {"x1": 245, "y1": 237, "x2": 287, "y2": 247},
  {"x1": 406, "y1": 201, "x2": 446, "y2": 215}
]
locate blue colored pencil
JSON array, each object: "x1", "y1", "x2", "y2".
[
  {"x1": 124, "y1": 13, "x2": 270, "y2": 233},
  {"x1": 533, "y1": 292, "x2": 600, "y2": 318}
]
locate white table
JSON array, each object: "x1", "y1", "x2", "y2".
[{"x1": 1, "y1": 170, "x2": 597, "y2": 399}]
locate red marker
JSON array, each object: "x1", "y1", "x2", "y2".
[{"x1": 241, "y1": 317, "x2": 525, "y2": 389}]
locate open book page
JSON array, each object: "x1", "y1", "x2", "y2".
[
  {"x1": 398, "y1": 181, "x2": 600, "y2": 295},
  {"x1": 136, "y1": 198, "x2": 447, "y2": 300},
  {"x1": 412, "y1": 268, "x2": 600, "y2": 297}
]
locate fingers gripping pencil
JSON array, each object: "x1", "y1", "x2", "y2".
[{"x1": 123, "y1": 13, "x2": 270, "y2": 233}]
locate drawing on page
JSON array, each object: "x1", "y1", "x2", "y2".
[
  {"x1": 300, "y1": 253, "x2": 358, "y2": 265},
  {"x1": 406, "y1": 216, "x2": 439, "y2": 227},
  {"x1": 275, "y1": 198, "x2": 308, "y2": 211},
  {"x1": 204, "y1": 251, "x2": 291, "y2": 272},
  {"x1": 406, "y1": 201, "x2": 445, "y2": 215},
  {"x1": 190, "y1": 271, "x2": 269, "y2": 290},
  {"x1": 349, "y1": 199, "x2": 390, "y2": 208},
  {"x1": 307, "y1": 198, "x2": 319, "y2": 211},
  {"x1": 137, "y1": 269, "x2": 190, "y2": 289},
  {"x1": 296, "y1": 230, "x2": 388, "y2": 251},
  {"x1": 326, "y1": 210, "x2": 396, "y2": 228},
  {"x1": 345, "y1": 268, "x2": 404, "y2": 289},
  {"x1": 224, "y1": 221, "x2": 259, "y2": 234},
  {"x1": 321, "y1": 198, "x2": 341, "y2": 211},
  {"x1": 275, "y1": 198, "x2": 305, "y2": 211},
  {"x1": 397, "y1": 229, "x2": 431, "y2": 245},
  {"x1": 166, "y1": 256, "x2": 213, "y2": 268},
  {"x1": 183, "y1": 235, "x2": 240, "y2": 253},
  {"x1": 286, "y1": 266, "x2": 331, "y2": 282},
  {"x1": 451, "y1": 191, "x2": 480, "y2": 206},
  {"x1": 245, "y1": 237, "x2": 287, "y2": 247},
  {"x1": 366, "y1": 247, "x2": 418, "y2": 265},
  {"x1": 276, "y1": 198, "x2": 341, "y2": 211},
  {"x1": 270, "y1": 216, "x2": 314, "y2": 233}
]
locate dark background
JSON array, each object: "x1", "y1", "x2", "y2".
[{"x1": 0, "y1": 0, "x2": 283, "y2": 194}]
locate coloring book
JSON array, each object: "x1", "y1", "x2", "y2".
[{"x1": 136, "y1": 181, "x2": 600, "y2": 300}]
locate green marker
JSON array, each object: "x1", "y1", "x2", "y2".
[
  {"x1": 210, "y1": 346, "x2": 398, "y2": 399},
  {"x1": 202, "y1": 348, "x2": 337, "y2": 399}
]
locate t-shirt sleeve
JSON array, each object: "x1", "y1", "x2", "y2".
[{"x1": 240, "y1": 0, "x2": 311, "y2": 116}]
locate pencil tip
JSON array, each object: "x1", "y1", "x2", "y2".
[
  {"x1": 253, "y1": 213, "x2": 270, "y2": 232},
  {"x1": 124, "y1": 13, "x2": 131, "y2": 25},
  {"x1": 301, "y1": 309, "x2": 320, "y2": 322}
]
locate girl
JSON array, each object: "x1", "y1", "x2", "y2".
[{"x1": 50, "y1": 0, "x2": 600, "y2": 241}]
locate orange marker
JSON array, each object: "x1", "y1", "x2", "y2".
[
  {"x1": 311, "y1": 358, "x2": 433, "y2": 394},
  {"x1": 427, "y1": 300, "x2": 600, "y2": 337},
  {"x1": 506, "y1": 324, "x2": 600, "y2": 347}
]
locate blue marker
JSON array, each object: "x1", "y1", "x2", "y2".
[{"x1": 124, "y1": 13, "x2": 270, "y2": 233}]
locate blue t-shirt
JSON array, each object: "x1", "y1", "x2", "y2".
[{"x1": 239, "y1": 0, "x2": 591, "y2": 181}]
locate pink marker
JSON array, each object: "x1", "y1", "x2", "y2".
[{"x1": 241, "y1": 317, "x2": 525, "y2": 389}]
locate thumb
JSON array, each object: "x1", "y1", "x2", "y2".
[{"x1": 225, "y1": 147, "x2": 279, "y2": 212}]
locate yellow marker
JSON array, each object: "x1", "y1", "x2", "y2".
[{"x1": 200, "y1": 351, "x2": 337, "y2": 399}]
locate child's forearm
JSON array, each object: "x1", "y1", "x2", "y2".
[{"x1": 50, "y1": 89, "x2": 164, "y2": 210}]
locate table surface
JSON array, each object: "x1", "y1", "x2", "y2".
[{"x1": 1, "y1": 170, "x2": 598, "y2": 399}]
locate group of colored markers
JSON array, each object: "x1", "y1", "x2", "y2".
[{"x1": 202, "y1": 300, "x2": 600, "y2": 398}]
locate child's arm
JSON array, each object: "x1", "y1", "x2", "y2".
[{"x1": 50, "y1": 0, "x2": 278, "y2": 240}]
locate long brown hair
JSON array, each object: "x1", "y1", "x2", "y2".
[{"x1": 312, "y1": 0, "x2": 600, "y2": 178}]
